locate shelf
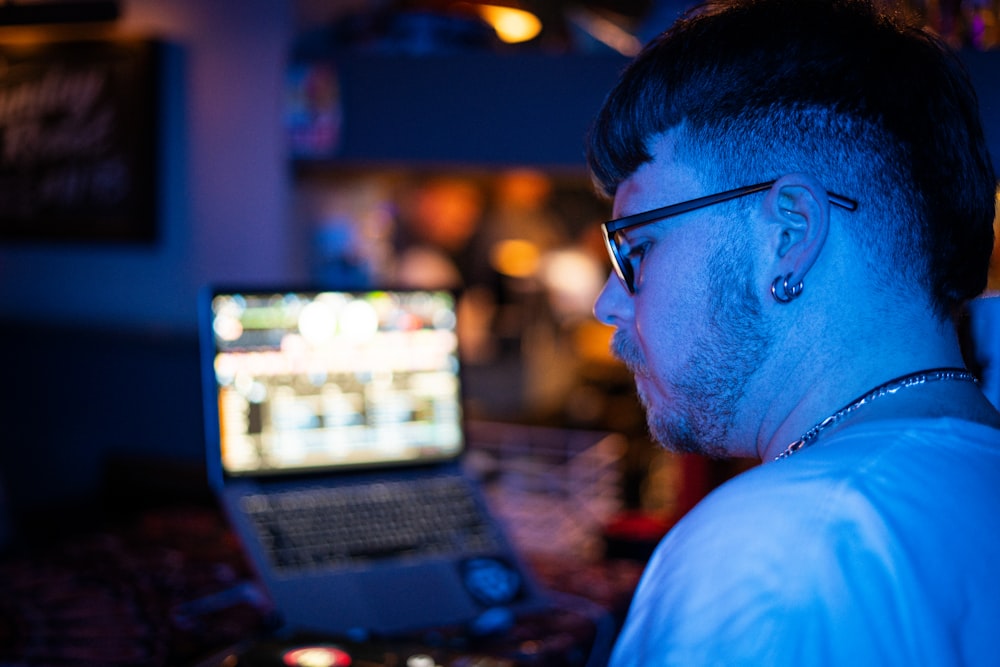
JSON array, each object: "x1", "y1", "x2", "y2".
[{"x1": 287, "y1": 52, "x2": 629, "y2": 169}]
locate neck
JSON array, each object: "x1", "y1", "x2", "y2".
[
  {"x1": 753, "y1": 304, "x2": 995, "y2": 461},
  {"x1": 773, "y1": 367, "x2": 988, "y2": 460}
]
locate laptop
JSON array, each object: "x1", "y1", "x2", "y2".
[{"x1": 198, "y1": 285, "x2": 546, "y2": 638}]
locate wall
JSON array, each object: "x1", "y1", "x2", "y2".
[
  {"x1": 0, "y1": 0, "x2": 297, "y2": 530},
  {"x1": 964, "y1": 50, "x2": 1000, "y2": 171},
  {"x1": 0, "y1": 0, "x2": 298, "y2": 334}
]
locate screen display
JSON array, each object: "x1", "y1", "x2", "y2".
[{"x1": 209, "y1": 289, "x2": 463, "y2": 475}]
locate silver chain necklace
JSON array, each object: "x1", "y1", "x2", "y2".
[{"x1": 775, "y1": 367, "x2": 978, "y2": 460}]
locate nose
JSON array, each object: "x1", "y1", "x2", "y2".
[{"x1": 593, "y1": 271, "x2": 630, "y2": 326}]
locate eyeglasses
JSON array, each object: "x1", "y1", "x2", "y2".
[{"x1": 600, "y1": 180, "x2": 859, "y2": 294}]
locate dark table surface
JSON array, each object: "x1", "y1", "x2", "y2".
[{"x1": 0, "y1": 501, "x2": 643, "y2": 667}]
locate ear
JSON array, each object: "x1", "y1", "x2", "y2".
[{"x1": 761, "y1": 173, "x2": 831, "y2": 299}]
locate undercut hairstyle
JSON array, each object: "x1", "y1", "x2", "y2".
[{"x1": 586, "y1": 0, "x2": 997, "y2": 320}]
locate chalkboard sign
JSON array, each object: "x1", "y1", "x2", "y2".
[{"x1": 0, "y1": 39, "x2": 159, "y2": 243}]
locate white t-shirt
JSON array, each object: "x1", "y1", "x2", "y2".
[{"x1": 610, "y1": 418, "x2": 1000, "y2": 666}]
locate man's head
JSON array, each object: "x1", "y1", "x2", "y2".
[
  {"x1": 588, "y1": 0, "x2": 997, "y2": 457},
  {"x1": 588, "y1": 0, "x2": 996, "y2": 320}
]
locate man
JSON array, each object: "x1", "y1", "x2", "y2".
[{"x1": 588, "y1": 0, "x2": 1000, "y2": 664}]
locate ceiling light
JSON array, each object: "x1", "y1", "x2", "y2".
[
  {"x1": 475, "y1": 4, "x2": 542, "y2": 44},
  {"x1": 566, "y1": 8, "x2": 641, "y2": 56}
]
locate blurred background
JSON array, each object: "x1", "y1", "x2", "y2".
[
  {"x1": 0, "y1": 0, "x2": 995, "y2": 664},
  {"x1": 0, "y1": 0, "x2": 995, "y2": 601}
]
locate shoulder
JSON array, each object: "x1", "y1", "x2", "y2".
[
  {"x1": 611, "y1": 455, "x2": 857, "y2": 664},
  {"x1": 646, "y1": 449, "x2": 858, "y2": 598},
  {"x1": 678, "y1": 417, "x2": 1000, "y2": 561},
  {"x1": 610, "y1": 419, "x2": 1000, "y2": 666}
]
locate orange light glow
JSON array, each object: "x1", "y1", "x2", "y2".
[
  {"x1": 490, "y1": 238, "x2": 541, "y2": 278},
  {"x1": 476, "y1": 5, "x2": 542, "y2": 43}
]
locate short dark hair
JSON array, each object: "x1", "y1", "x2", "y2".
[{"x1": 586, "y1": 0, "x2": 997, "y2": 319}]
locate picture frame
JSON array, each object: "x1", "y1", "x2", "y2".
[{"x1": 0, "y1": 39, "x2": 160, "y2": 243}]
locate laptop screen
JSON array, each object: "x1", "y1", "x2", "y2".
[{"x1": 204, "y1": 288, "x2": 464, "y2": 477}]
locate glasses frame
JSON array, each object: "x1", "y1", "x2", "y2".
[{"x1": 600, "y1": 180, "x2": 859, "y2": 294}]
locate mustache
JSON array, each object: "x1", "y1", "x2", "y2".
[{"x1": 611, "y1": 329, "x2": 647, "y2": 376}]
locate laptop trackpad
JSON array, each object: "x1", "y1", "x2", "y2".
[
  {"x1": 275, "y1": 563, "x2": 482, "y2": 636},
  {"x1": 354, "y1": 563, "x2": 481, "y2": 632}
]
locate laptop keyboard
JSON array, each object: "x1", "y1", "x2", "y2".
[{"x1": 241, "y1": 475, "x2": 503, "y2": 571}]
